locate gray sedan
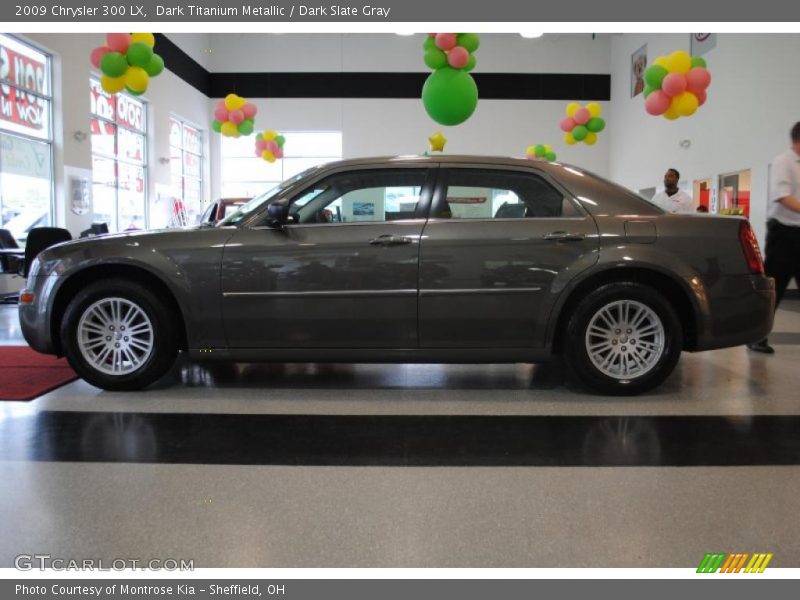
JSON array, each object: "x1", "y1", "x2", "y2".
[{"x1": 20, "y1": 156, "x2": 774, "y2": 395}]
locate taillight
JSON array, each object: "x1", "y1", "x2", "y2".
[{"x1": 738, "y1": 220, "x2": 764, "y2": 274}]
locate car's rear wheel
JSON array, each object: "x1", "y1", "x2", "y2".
[
  {"x1": 61, "y1": 279, "x2": 178, "y2": 391},
  {"x1": 564, "y1": 282, "x2": 682, "y2": 395}
]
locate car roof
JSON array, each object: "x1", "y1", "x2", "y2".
[{"x1": 320, "y1": 154, "x2": 563, "y2": 171}]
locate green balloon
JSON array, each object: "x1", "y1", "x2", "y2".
[
  {"x1": 464, "y1": 55, "x2": 477, "y2": 72},
  {"x1": 572, "y1": 125, "x2": 588, "y2": 142},
  {"x1": 424, "y1": 48, "x2": 447, "y2": 70},
  {"x1": 534, "y1": 144, "x2": 546, "y2": 157},
  {"x1": 457, "y1": 33, "x2": 480, "y2": 53},
  {"x1": 421, "y1": 67, "x2": 479, "y2": 126},
  {"x1": 275, "y1": 135, "x2": 286, "y2": 147},
  {"x1": 144, "y1": 53, "x2": 164, "y2": 77},
  {"x1": 127, "y1": 42, "x2": 154, "y2": 68},
  {"x1": 212, "y1": 120, "x2": 222, "y2": 133},
  {"x1": 586, "y1": 117, "x2": 605, "y2": 133},
  {"x1": 643, "y1": 84, "x2": 653, "y2": 98},
  {"x1": 238, "y1": 119, "x2": 254, "y2": 136},
  {"x1": 100, "y1": 52, "x2": 128, "y2": 78},
  {"x1": 423, "y1": 36, "x2": 437, "y2": 51},
  {"x1": 644, "y1": 65, "x2": 668, "y2": 89},
  {"x1": 691, "y1": 56, "x2": 707, "y2": 68},
  {"x1": 125, "y1": 86, "x2": 144, "y2": 96},
  {"x1": 545, "y1": 151, "x2": 557, "y2": 161}
]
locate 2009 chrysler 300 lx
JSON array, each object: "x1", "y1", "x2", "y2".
[{"x1": 20, "y1": 156, "x2": 775, "y2": 395}]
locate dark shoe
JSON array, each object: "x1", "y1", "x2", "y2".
[{"x1": 747, "y1": 339, "x2": 775, "y2": 354}]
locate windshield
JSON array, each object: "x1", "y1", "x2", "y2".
[{"x1": 217, "y1": 166, "x2": 323, "y2": 226}]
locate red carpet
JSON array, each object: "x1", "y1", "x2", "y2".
[{"x1": 0, "y1": 346, "x2": 78, "y2": 401}]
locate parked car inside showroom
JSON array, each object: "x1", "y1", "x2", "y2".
[{"x1": 19, "y1": 156, "x2": 774, "y2": 395}]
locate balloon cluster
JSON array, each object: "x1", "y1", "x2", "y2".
[
  {"x1": 643, "y1": 51, "x2": 711, "y2": 120},
  {"x1": 560, "y1": 102, "x2": 606, "y2": 146},
  {"x1": 212, "y1": 94, "x2": 257, "y2": 137},
  {"x1": 527, "y1": 144, "x2": 556, "y2": 162},
  {"x1": 421, "y1": 33, "x2": 480, "y2": 127},
  {"x1": 255, "y1": 130, "x2": 286, "y2": 163},
  {"x1": 91, "y1": 33, "x2": 165, "y2": 95}
]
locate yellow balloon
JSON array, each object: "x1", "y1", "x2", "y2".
[
  {"x1": 263, "y1": 130, "x2": 277, "y2": 141},
  {"x1": 584, "y1": 132, "x2": 598, "y2": 145},
  {"x1": 101, "y1": 74, "x2": 126, "y2": 94},
  {"x1": 224, "y1": 93, "x2": 246, "y2": 111},
  {"x1": 663, "y1": 101, "x2": 681, "y2": 120},
  {"x1": 526, "y1": 145, "x2": 536, "y2": 155},
  {"x1": 666, "y1": 50, "x2": 692, "y2": 74},
  {"x1": 124, "y1": 66, "x2": 149, "y2": 93},
  {"x1": 564, "y1": 132, "x2": 576, "y2": 145},
  {"x1": 262, "y1": 149, "x2": 276, "y2": 163},
  {"x1": 654, "y1": 56, "x2": 669, "y2": 68},
  {"x1": 586, "y1": 102, "x2": 602, "y2": 118},
  {"x1": 131, "y1": 33, "x2": 155, "y2": 48},
  {"x1": 566, "y1": 102, "x2": 580, "y2": 118},
  {"x1": 544, "y1": 144, "x2": 553, "y2": 153},
  {"x1": 221, "y1": 121, "x2": 239, "y2": 137},
  {"x1": 674, "y1": 91, "x2": 699, "y2": 117}
]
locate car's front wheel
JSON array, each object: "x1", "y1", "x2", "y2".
[
  {"x1": 61, "y1": 279, "x2": 178, "y2": 391},
  {"x1": 564, "y1": 282, "x2": 682, "y2": 395}
]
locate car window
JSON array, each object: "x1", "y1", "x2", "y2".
[
  {"x1": 436, "y1": 169, "x2": 578, "y2": 219},
  {"x1": 289, "y1": 169, "x2": 428, "y2": 224}
]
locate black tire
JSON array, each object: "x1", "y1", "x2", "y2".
[
  {"x1": 60, "y1": 278, "x2": 178, "y2": 391},
  {"x1": 563, "y1": 282, "x2": 682, "y2": 396}
]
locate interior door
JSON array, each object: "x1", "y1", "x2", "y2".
[
  {"x1": 221, "y1": 167, "x2": 435, "y2": 349},
  {"x1": 418, "y1": 166, "x2": 599, "y2": 348}
]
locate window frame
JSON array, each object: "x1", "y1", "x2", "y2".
[{"x1": 169, "y1": 114, "x2": 204, "y2": 219}]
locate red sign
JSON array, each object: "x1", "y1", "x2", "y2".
[
  {"x1": 0, "y1": 43, "x2": 47, "y2": 132},
  {"x1": 447, "y1": 196, "x2": 486, "y2": 204},
  {"x1": 90, "y1": 79, "x2": 145, "y2": 133}
]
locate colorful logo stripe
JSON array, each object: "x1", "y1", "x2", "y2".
[{"x1": 697, "y1": 553, "x2": 773, "y2": 573}]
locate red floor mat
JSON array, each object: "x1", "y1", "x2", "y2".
[{"x1": 0, "y1": 346, "x2": 78, "y2": 401}]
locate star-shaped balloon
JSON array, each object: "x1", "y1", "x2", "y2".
[{"x1": 428, "y1": 131, "x2": 447, "y2": 152}]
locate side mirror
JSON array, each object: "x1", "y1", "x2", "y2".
[{"x1": 266, "y1": 198, "x2": 290, "y2": 227}]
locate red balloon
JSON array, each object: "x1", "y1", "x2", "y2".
[
  {"x1": 228, "y1": 109, "x2": 244, "y2": 125},
  {"x1": 215, "y1": 99, "x2": 226, "y2": 111},
  {"x1": 242, "y1": 103, "x2": 257, "y2": 119},
  {"x1": 686, "y1": 67, "x2": 712, "y2": 93},
  {"x1": 645, "y1": 90, "x2": 671, "y2": 115},
  {"x1": 573, "y1": 107, "x2": 591, "y2": 125},
  {"x1": 559, "y1": 117, "x2": 576, "y2": 132},
  {"x1": 90, "y1": 46, "x2": 111, "y2": 69},
  {"x1": 447, "y1": 46, "x2": 469, "y2": 69},
  {"x1": 214, "y1": 107, "x2": 228, "y2": 122},
  {"x1": 435, "y1": 33, "x2": 457, "y2": 51},
  {"x1": 662, "y1": 72, "x2": 688, "y2": 97},
  {"x1": 694, "y1": 89, "x2": 707, "y2": 106},
  {"x1": 106, "y1": 33, "x2": 132, "y2": 54}
]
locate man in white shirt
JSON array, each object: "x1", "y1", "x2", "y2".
[
  {"x1": 651, "y1": 168, "x2": 695, "y2": 214},
  {"x1": 748, "y1": 122, "x2": 800, "y2": 354}
]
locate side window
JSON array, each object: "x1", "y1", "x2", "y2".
[
  {"x1": 288, "y1": 169, "x2": 428, "y2": 224},
  {"x1": 437, "y1": 169, "x2": 578, "y2": 219}
]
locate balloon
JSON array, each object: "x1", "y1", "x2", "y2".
[
  {"x1": 126, "y1": 42, "x2": 153, "y2": 68},
  {"x1": 101, "y1": 74, "x2": 126, "y2": 94},
  {"x1": 100, "y1": 52, "x2": 128, "y2": 78},
  {"x1": 565, "y1": 102, "x2": 580, "y2": 118},
  {"x1": 435, "y1": 33, "x2": 457, "y2": 51},
  {"x1": 238, "y1": 119, "x2": 254, "y2": 135},
  {"x1": 691, "y1": 56, "x2": 707, "y2": 69},
  {"x1": 274, "y1": 148, "x2": 284, "y2": 159},
  {"x1": 664, "y1": 102, "x2": 680, "y2": 120},
  {"x1": 90, "y1": 46, "x2": 110, "y2": 69},
  {"x1": 674, "y1": 91, "x2": 699, "y2": 117},
  {"x1": 694, "y1": 89, "x2": 707, "y2": 106},
  {"x1": 457, "y1": 33, "x2": 480, "y2": 53},
  {"x1": 584, "y1": 132, "x2": 598, "y2": 145},
  {"x1": 644, "y1": 64, "x2": 668, "y2": 89},
  {"x1": 212, "y1": 120, "x2": 222, "y2": 133},
  {"x1": 242, "y1": 103, "x2": 258, "y2": 119},
  {"x1": 545, "y1": 151, "x2": 556, "y2": 161},
  {"x1": 424, "y1": 48, "x2": 447, "y2": 70},
  {"x1": 464, "y1": 55, "x2": 477, "y2": 72},
  {"x1": 421, "y1": 67, "x2": 479, "y2": 126},
  {"x1": 666, "y1": 50, "x2": 692, "y2": 74},
  {"x1": 423, "y1": 37, "x2": 437, "y2": 52},
  {"x1": 263, "y1": 130, "x2": 277, "y2": 141},
  {"x1": 214, "y1": 106, "x2": 228, "y2": 122},
  {"x1": 564, "y1": 132, "x2": 576, "y2": 145},
  {"x1": 225, "y1": 93, "x2": 246, "y2": 111},
  {"x1": 264, "y1": 140, "x2": 278, "y2": 154},
  {"x1": 534, "y1": 144, "x2": 546, "y2": 157},
  {"x1": 221, "y1": 121, "x2": 239, "y2": 137},
  {"x1": 586, "y1": 117, "x2": 606, "y2": 132},
  {"x1": 572, "y1": 125, "x2": 588, "y2": 142},
  {"x1": 654, "y1": 56, "x2": 669, "y2": 68},
  {"x1": 124, "y1": 66, "x2": 149, "y2": 93},
  {"x1": 130, "y1": 33, "x2": 156, "y2": 48},
  {"x1": 544, "y1": 144, "x2": 553, "y2": 153},
  {"x1": 106, "y1": 33, "x2": 132, "y2": 54},
  {"x1": 261, "y1": 150, "x2": 276, "y2": 163},
  {"x1": 275, "y1": 135, "x2": 286, "y2": 146},
  {"x1": 645, "y1": 90, "x2": 671, "y2": 115},
  {"x1": 256, "y1": 139, "x2": 267, "y2": 152},
  {"x1": 144, "y1": 54, "x2": 164, "y2": 77},
  {"x1": 586, "y1": 102, "x2": 602, "y2": 118},
  {"x1": 661, "y1": 72, "x2": 687, "y2": 97},
  {"x1": 573, "y1": 107, "x2": 591, "y2": 125},
  {"x1": 447, "y1": 46, "x2": 470, "y2": 69},
  {"x1": 685, "y1": 67, "x2": 711, "y2": 92},
  {"x1": 228, "y1": 109, "x2": 244, "y2": 125},
  {"x1": 643, "y1": 85, "x2": 653, "y2": 98},
  {"x1": 125, "y1": 87, "x2": 144, "y2": 96}
]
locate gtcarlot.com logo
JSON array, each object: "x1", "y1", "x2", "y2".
[
  {"x1": 697, "y1": 552, "x2": 773, "y2": 573},
  {"x1": 14, "y1": 554, "x2": 194, "y2": 571}
]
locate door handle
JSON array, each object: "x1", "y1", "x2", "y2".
[
  {"x1": 543, "y1": 231, "x2": 585, "y2": 242},
  {"x1": 369, "y1": 234, "x2": 413, "y2": 247}
]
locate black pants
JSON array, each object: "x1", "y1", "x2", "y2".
[{"x1": 764, "y1": 219, "x2": 800, "y2": 307}]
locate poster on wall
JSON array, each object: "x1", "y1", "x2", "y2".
[
  {"x1": 630, "y1": 44, "x2": 647, "y2": 98},
  {"x1": 691, "y1": 34, "x2": 717, "y2": 56},
  {"x1": 0, "y1": 35, "x2": 48, "y2": 138},
  {"x1": 64, "y1": 166, "x2": 92, "y2": 216}
]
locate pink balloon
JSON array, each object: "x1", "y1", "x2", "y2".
[
  {"x1": 242, "y1": 103, "x2": 257, "y2": 119},
  {"x1": 559, "y1": 117, "x2": 576, "y2": 132},
  {"x1": 645, "y1": 90, "x2": 671, "y2": 115},
  {"x1": 694, "y1": 89, "x2": 707, "y2": 106},
  {"x1": 228, "y1": 109, "x2": 244, "y2": 124},
  {"x1": 686, "y1": 67, "x2": 711, "y2": 93},
  {"x1": 90, "y1": 46, "x2": 111, "y2": 68},
  {"x1": 447, "y1": 46, "x2": 470, "y2": 69},
  {"x1": 215, "y1": 99, "x2": 226, "y2": 111},
  {"x1": 661, "y1": 72, "x2": 687, "y2": 97},
  {"x1": 255, "y1": 139, "x2": 267, "y2": 152},
  {"x1": 214, "y1": 107, "x2": 229, "y2": 122},
  {"x1": 573, "y1": 108, "x2": 591, "y2": 125},
  {"x1": 266, "y1": 140, "x2": 279, "y2": 153},
  {"x1": 435, "y1": 33, "x2": 457, "y2": 51},
  {"x1": 274, "y1": 148, "x2": 284, "y2": 159},
  {"x1": 106, "y1": 33, "x2": 132, "y2": 54}
]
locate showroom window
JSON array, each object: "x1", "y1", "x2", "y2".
[
  {"x1": 220, "y1": 131, "x2": 342, "y2": 198},
  {"x1": 0, "y1": 34, "x2": 53, "y2": 245},
  {"x1": 169, "y1": 115, "x2": 203, "y2": 226},
  {"x1": 89, "y1": 78, "x2": 147, "y2": 232}
]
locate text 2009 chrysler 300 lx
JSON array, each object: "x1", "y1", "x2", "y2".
[{"x1": 20, "y1": 156, "x2": 774, "y2": 395}]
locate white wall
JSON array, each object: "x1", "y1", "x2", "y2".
[{"x1": 609, "y1": 33, "x2": 800, "y2": 246}]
